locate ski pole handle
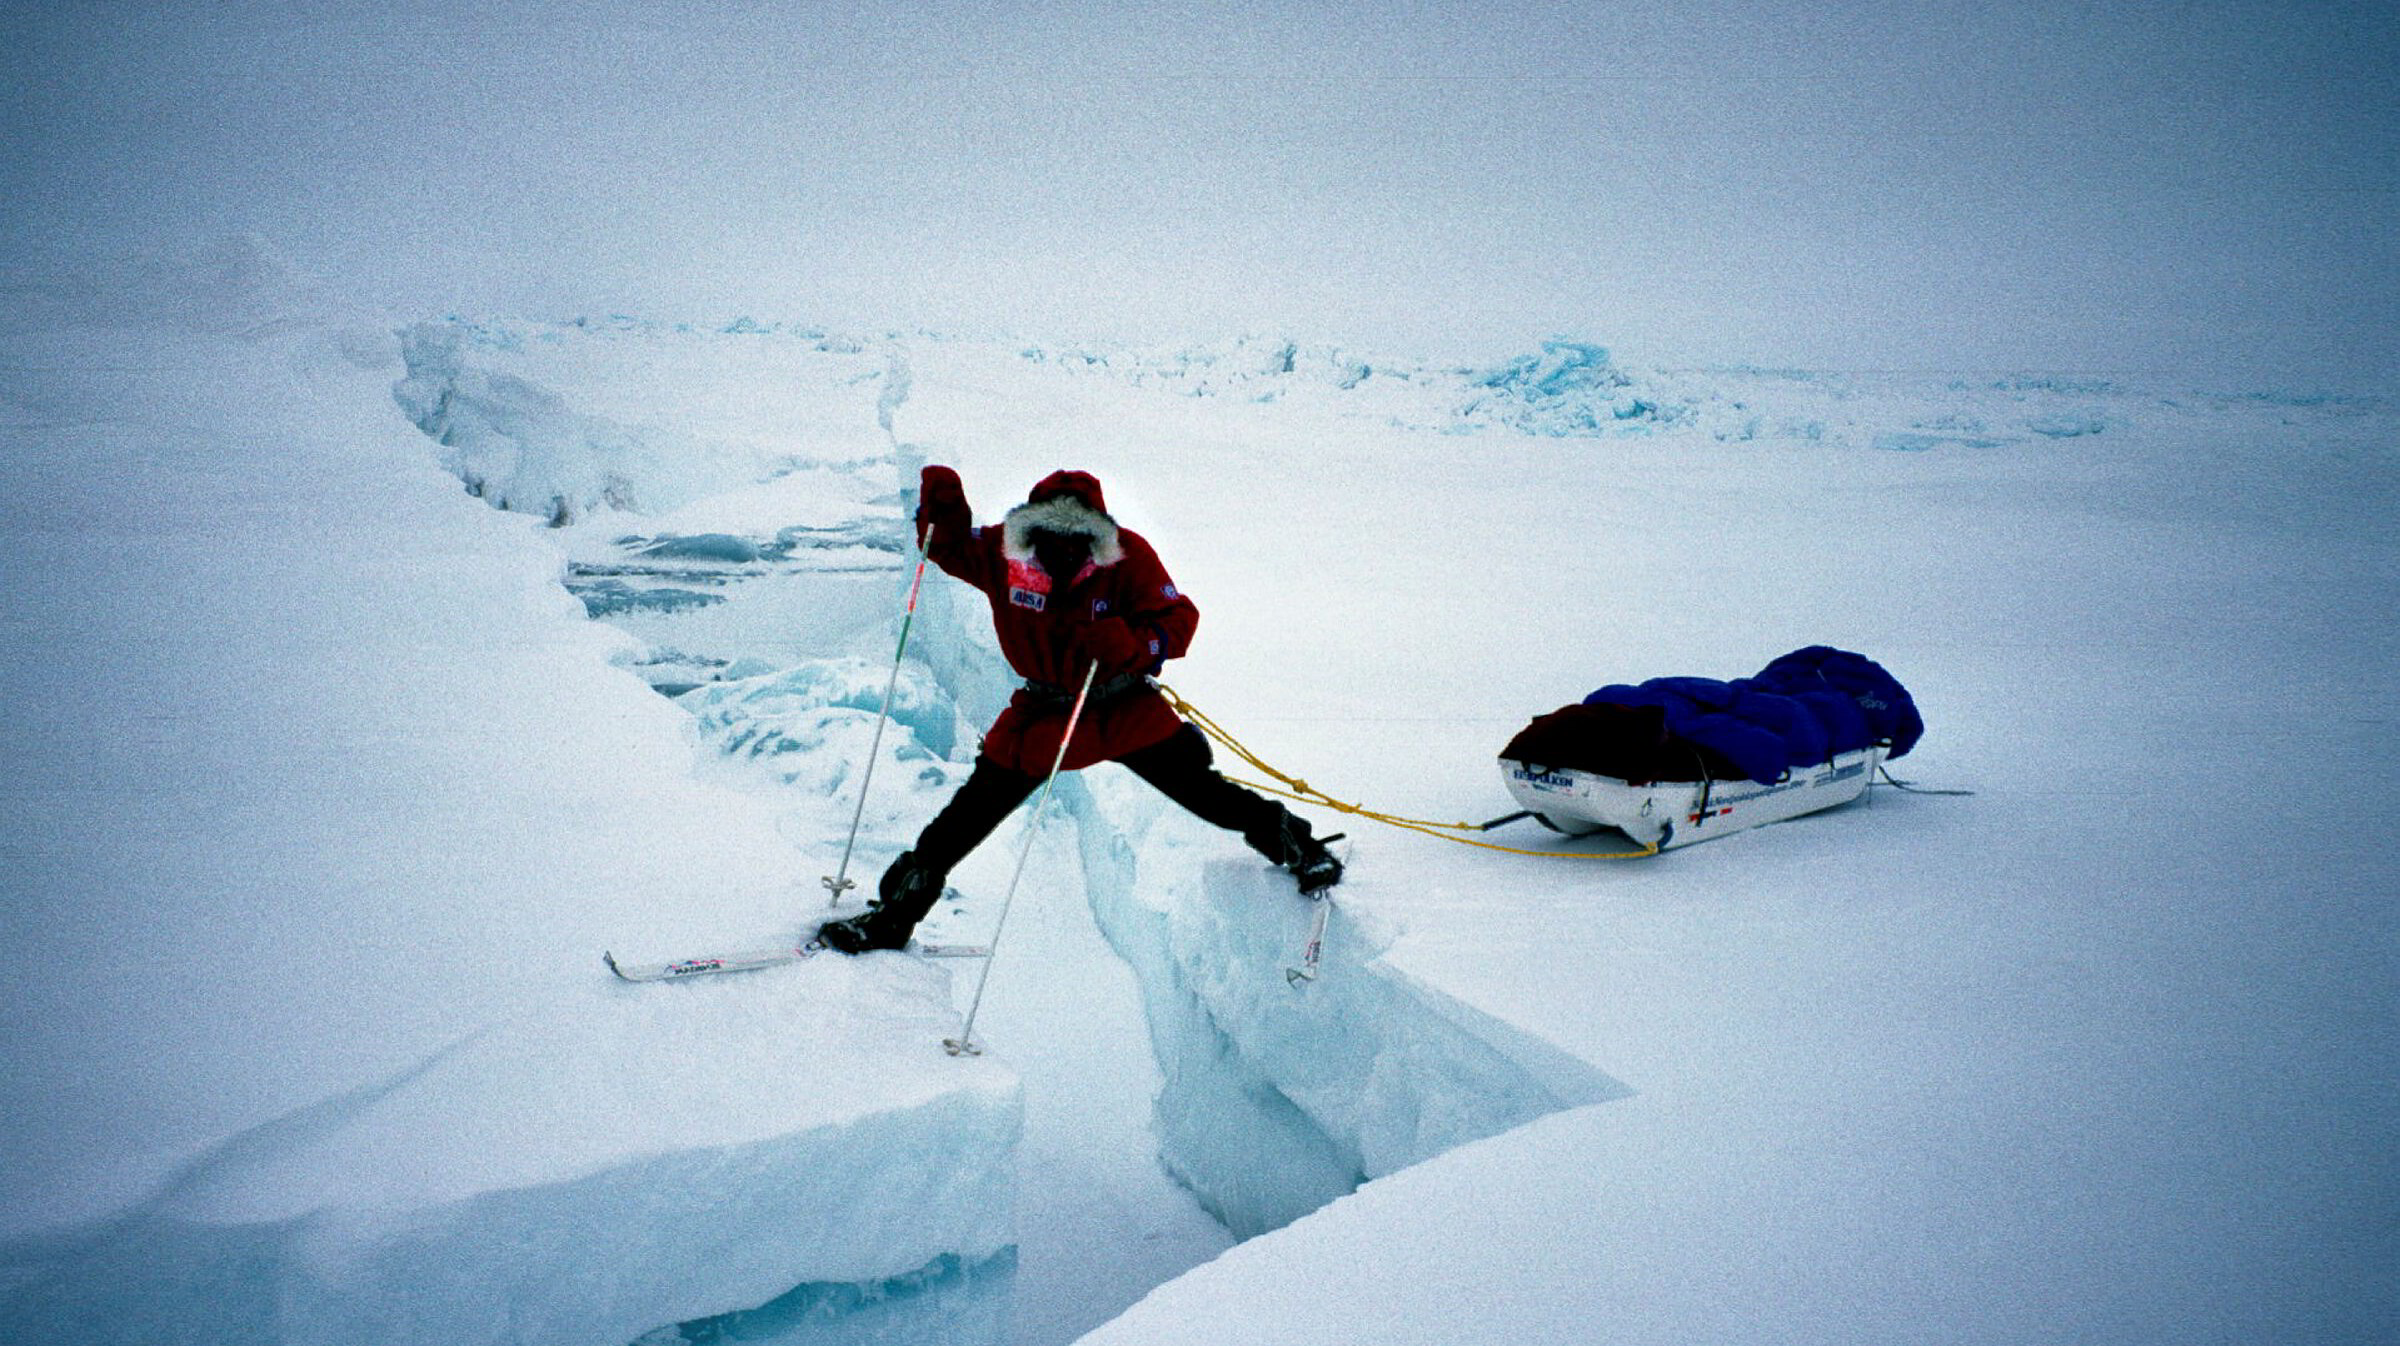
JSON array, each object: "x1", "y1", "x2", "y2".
[{"x1": 902, "y1": 524, "x2": 932, "y2": 614}]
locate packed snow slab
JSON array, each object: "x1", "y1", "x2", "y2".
[
  {"x1": 1087, "y1": 1096, "x2": 2137, "y2": 1346},
  {"x1": 4, "y1": 959, "x2": 1018, "y2": 1346},
  {"x1": 1, "y1": 293, "x2": 764, "y2": 1226},
  {"x1": 0, "y1": 267, "x2": 1020, "y2": 1342}
]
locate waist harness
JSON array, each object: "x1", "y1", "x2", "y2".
[{"x1": 1021, "y1": 672, "x2": 1151, "y2": 708}]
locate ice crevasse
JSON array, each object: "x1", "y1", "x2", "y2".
[
  {"x1": 0, "y1": 294, "x2": 1026, "y2": 1346},
  {"x1": 1063, "y1": 773, "x2": 1632, "y2": 1242}
]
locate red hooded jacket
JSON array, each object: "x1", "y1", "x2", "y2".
[{"x1": 918, "y1": 467, "x2": 1199, "y2": 773}]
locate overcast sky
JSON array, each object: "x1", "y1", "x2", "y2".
[{"x1": 4, "y1": 0, "x2": 2393, "y2": 387}]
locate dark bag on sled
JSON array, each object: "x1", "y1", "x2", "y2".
[{"x1": 1497, "y1": 701, "x2": 1746, "y2": 785}]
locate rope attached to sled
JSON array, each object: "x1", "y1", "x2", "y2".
[{"x1": 1154, "y1": 683, "x2": 1660, "y2": 861}]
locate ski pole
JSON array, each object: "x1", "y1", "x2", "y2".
[
  {"x1": 825, "y1": 525, "x2": 935, "y2": 908},
  {"x1": 946, "y1": 661, "x2": 1098, "y2": 1058},
  {"x1": 1287, "y1": 895, "x2": 1332, "y2": 988}
]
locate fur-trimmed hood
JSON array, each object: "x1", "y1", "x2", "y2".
[
  {"x1": 1026, "y1": 468, "x2": 1106, "y2": 513},
  {"x1": 1001, "y1": 483, "x2": 1125, "y2": 568}
]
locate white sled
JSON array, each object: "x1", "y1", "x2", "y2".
[{"x1": 1500, "y1": 746, "x2": 1884, "y2": 851}]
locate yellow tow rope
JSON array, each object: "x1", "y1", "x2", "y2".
[{"x1": 1154, "y1": 683, "x2": 1659, "y2": 861}]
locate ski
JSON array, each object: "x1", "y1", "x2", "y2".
[{"x1": 604, "y1": 940, "x2": 989, "y2": 983}]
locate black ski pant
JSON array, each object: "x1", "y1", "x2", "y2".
[{"x1": 904, "y1": 724, "x2": 1292, "y2": 889}]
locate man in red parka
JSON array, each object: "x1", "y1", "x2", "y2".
[{"x1": 816, "y1": 465, "x2": 1343, "y2": 954}]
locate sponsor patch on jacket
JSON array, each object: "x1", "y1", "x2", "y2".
[{"x1": 1005, "y1": 557, "x2": 1053, "y2": 610}]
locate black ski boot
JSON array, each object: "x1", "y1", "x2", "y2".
[
  {"x1": 1247, "y1": 812, "x2": 1344, "y2": 897},
  {"x1": 815, "y1": 851, "x2": 945, "y2": 954}
]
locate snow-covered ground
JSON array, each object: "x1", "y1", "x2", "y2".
[{"x1": 2, "y1": 248, "x2": 2392, "y2": 1344}]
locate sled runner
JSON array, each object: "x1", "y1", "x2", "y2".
[{"x1": 1501, "y1": 745, "x2": 1884, "y2": 850}]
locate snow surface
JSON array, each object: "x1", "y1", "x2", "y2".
[
  {"x1": 3, "y1": 244, "x2": 2394, "y2": 1344},
  {"x1": 0, "y1": 254, "x2": 1017, "y2": 1344}
]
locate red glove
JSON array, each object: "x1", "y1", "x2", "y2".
[
  {"x1": 1074, "y1": 617, "x2": 1147, "y2": 673},
  {"x1": 916, "y1": 465, "x2": 967, "y2": 547}
]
